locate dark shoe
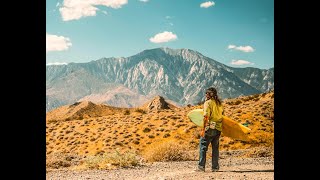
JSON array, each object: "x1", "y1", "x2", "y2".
[
  {"x1": 211, "y1": 165, "x2": 219, "y2": 172},
  {"x1": 193, "y1": 167, "x2": 205, "y2": 172},
  {"x1": 211, "y1": 168, "x2": 219, "y2": 172}
]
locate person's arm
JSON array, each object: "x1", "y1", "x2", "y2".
[
  {"x1": 200, "y1": 115, "x2": 208, "y2": 137},
  {"x1": 200, "y1": 101, "x2": 210, "y2": 137}
]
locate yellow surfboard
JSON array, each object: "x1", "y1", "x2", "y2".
[{"x1": 187, "y1": 109, "x2": 251, "y2": 141}]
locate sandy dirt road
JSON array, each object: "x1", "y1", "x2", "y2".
[{"x1": 47, "y1": 156, "x2": 274, "y2": 180}]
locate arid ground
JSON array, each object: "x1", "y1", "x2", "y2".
[{"x1": 46, "y1": 90, "x2": 274, "y2": 179}]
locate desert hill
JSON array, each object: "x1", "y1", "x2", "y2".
[
  {"x1": 46, "y1": 101, "x2": 124, "y2": 122},
  {"x1": 46, "y1": 92, "x2": 274, "y2": 170},
  {"x1": 141, "y1": 95, "x2": 178, "y2": 111}
]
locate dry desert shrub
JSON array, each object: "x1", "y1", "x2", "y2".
[
  {"x1": 171, "y1": 116, "x2": 180, "y2": 120},
  {"x1": 48, "y1": 119, "x2": 58, "y2": 124},
  {"x1": 234, "y1": 100, "x2": 242, "y2": 105},
  {"x1": 124, "y1": 110, "x2": 130, "y2": 115},
  {"x1": 84, "y1": 150, "x2": 140, "y2": 169},
  {"x1": 143, "y1": 127, "x2": 151, "y2": 133},
  {"x1": 134, "y1": 108, "x2": 146, "y2": 114},
  {"x1": 163, "y1": 133, "x2": 170, "y2": 138},
  {"x1": 148, "y1": 134, "x2": 155, "y2": 138},
  {"x1": 46, "y1": 154, "x2": 71, "y2": 169},
  {"x1": 243, "y1": 146, "x2": 274, "y2": 158},
  {"x1": 143, "y1": 140, "x2": 197, "y2": 162},
  {"x1": 249, "y1": 131, "x2": 274, "y2": 147},
  {"x1": 46, "y1": 152, "x2": 84, "y2": 169}
]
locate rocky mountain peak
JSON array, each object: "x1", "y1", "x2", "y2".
[
  {"x1": 46, "y1": 47, "x2": 273, "y2": 112},
  {"x1": 145, "y1": 96, "x2": 171, "y2": 111}
]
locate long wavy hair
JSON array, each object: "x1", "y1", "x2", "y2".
[{"x1": 206, "y1": 87, "x2": 222, "y2": 106}]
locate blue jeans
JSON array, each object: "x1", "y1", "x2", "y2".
[{"x1": 198, "y1": 128, "x2": 221, "y2": 170}]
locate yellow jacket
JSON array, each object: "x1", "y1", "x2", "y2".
[{"x1": 203, "y1": 98, "x2": 223, "y2": 131}]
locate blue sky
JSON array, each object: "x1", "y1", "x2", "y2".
[{"x1": 46, "y1": 0, "x2": 274, "y2": 69}]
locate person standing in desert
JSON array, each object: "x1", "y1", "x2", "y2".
[{"x1": 194, "y1": 87, "x2": 224, "y2": 172}]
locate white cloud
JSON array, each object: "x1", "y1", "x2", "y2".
[
  {"x1": 101, "y1": 10, "x2": 108, "y2": 15},
  {"x1": 60, "y1": 0, "x2": 128, "y2": 21},
  {"x1": 46, "y1": 33, "x2": 72, "y2": 52},
  {"x1": 228, "y1": 45, "x2": 236, "y2": 49},
  {"x1": 165, "y1": 16, "x2": 171, "y2": 19},
  {"x1": 56, "y1": 2, "x2": 60, "y2": 7},
  {"x1": 230, "y1": 60, "x2": 254, "y2": 65},
  {"x1": 227, "y1": 45, "x2": 255, "y2": 52},
  {"x1": 200, "y1": 1, "x2": 215, "y2": 8},
  {"x1": 46, "y1": 62, "x2": 68, "y2": 66},
  {"x1": 149, "y1": 31, "x2": 178, "y2": 43},
  {"x1": 139, "y1": 0, "x2": 149, "y2": 2},
  {"x1": 169, "y1": 23, "x2": 174, "y2": 26}
]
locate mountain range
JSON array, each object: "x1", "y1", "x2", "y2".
[{"x1": 46, "y1": 47, "x2": 273, "y2": 112}]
